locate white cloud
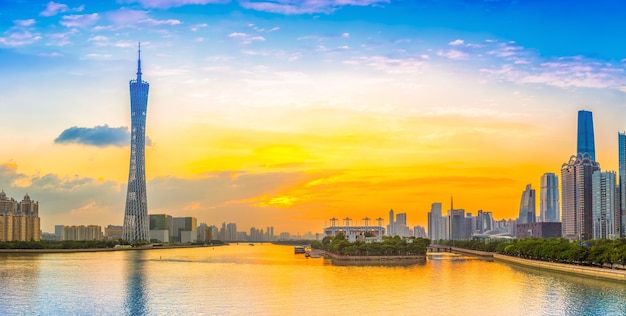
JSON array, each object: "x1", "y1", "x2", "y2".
[
  {"x1": 40, "y1": 1, "x2": 84, "y2": 17},
  {"x1": 47, "y1": 29, "x2": 79, "y2": 46},
  {"x1": 481, "y1": 58, "x2": 626, "y2": 89},
  {"x1": 346, "y1": 55, "x2": 425, "y2": 74},
  {"x1": 88, "y1": 35, "x2": 109, "y2": 42},
  {"x1": 191, "y1": 23, "x2": 208, "y2": 31},
  {"x1": 125, "y1": 0, "x2": 230, "y2": 9},
  {"x1": 0, "y1": 30, "x2": 42, "y2": 47},
  {"x1": 449, "y1": 39, "x2": 464, "y2": 46},
  {"x1": 437, "y1": 49, "x2": 468, "y2": 60},
  {"x1": 228, "y1": 32, "x2": 266, "y2": 44},
  {"x1": 239, "y1": 0, "x2": 390, "y2": 15},
  {"x1": 14, "y1": 19, "x2": 36, "y2": 27},
  {"x1": 341, "y1": 32, "x2": 349, "y2": 38},
  {"x1": 60, "y1": 13, "x2": 99, "y2": 28},
  {"x1": 141, "y1": 18, "x2": 182, "y2": 26}
]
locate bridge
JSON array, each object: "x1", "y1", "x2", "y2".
[{"x1": 427, "y1": 245, "x2": 452, "y2": 252}]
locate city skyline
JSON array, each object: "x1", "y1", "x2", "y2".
[{"x1": 2, "y1": 1, "x2": 626, "y2": 233}]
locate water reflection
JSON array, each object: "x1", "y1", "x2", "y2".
[
  {"x1": 0, "y1": 254, "x2": 41, "y2": 311},
  {"x1": 124, "y1": 251, "x2": 150, "y2": 315}
]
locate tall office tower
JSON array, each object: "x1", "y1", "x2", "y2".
[
  {"x1": 592, "y1": 170, "x2": 618, "y2": 239},
  {"x1": 448, "y1": 209, "x2": 465, "y2": 240},
  {"x1": 619, "y1": 132, "x2": 626, "y2": 236},
  {"x1": 561, "y1": 153, "x2": 600, "y2": 240},
  {"x1": 577, "y1": 110, "x2": 596, "y2": 161},
  {"x1": 428, "y1": 202, "x2": 442, "y2": 241},
  {"x1": 388, "y1": 209, "x2": 395, "y2": 236},
  {"x1": 518, "y1": 184, "x2": 536, "y2": 224},
  {"x1": 540, "y1": 173, "x2": 560, "y2": 222},
  {"x1": 123, "y1": 44, "x2": 150, "y2": 242}
]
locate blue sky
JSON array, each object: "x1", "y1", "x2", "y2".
[{"x1": 1, "y1": 0, "x2": 626, "y2": 234}]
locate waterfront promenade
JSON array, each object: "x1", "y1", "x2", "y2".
[
  {"x1": 494, "y1": 253, "x2": 626, "y2": 282},
  {"x1": 432, "y1": 245, "x2": 626, "y2": 283}
]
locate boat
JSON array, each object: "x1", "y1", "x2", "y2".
[
  {"x1": 249, "y1": 243, "x2": 255, "y2": 246},
  {"x1": 294, "y1": 246, "x2": 306, "y2": 254}
]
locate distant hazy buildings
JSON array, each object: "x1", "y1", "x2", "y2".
[
  {"x1": 0, "y1": 191, "x2": 40, "y2": 242},
  {"x1": 387, "y1": 210, "x2": 410, "y2": 237},
  {"x1": 413, "y1": 225, "x2": 426, "y2": 238},
  {"x1": 57, "y1": 225, "x2": 103, "y2": 241},
  {"x1": 591, "y1": 171, "x2": 619, "y2": 239},
  {"x1": 540, "y1": 173, "x2": 560, "y2": 222},
  {"x1": 517, "y1": 184, "x2": 536, "y2": 224},
  {"x1": 104, "y1": 225, "x2": 123, "y2": 240},
  {"x1": 123, "y1": 45, "x2": 150, "y2": 243}
]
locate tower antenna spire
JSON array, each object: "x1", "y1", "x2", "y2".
[{"x1": 137, "y1": 42, "x2": 142, "y2": 82}]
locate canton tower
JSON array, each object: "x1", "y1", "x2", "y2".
[{"x1": 122, "y1": 43, "x2": 150, "y2": 242}]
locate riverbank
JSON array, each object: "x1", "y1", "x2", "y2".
[
  {"x1": 321, "y1": 250, "x2": 426, "y2": 265},
  {"x1": 449, "y1": 247, "x2": 494, "y2": 258},
  {"x1": 0, "y1": 244, "x2": 222, "y2": 254},
  {"x1": 494, "y1": 254, "x2": 626, "y2": 282}
]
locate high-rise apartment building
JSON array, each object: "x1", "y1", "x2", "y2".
[
  {"x1": 387, "y1": 209, "x2": 395, "y2": 236},
  {"x1": 518, "y1": 184, "x2": 536, "y2": 224},
  {"x1": 0, "y1": 191, "x2": 40, "y2": 241},
  {"x1": 561, "y1": 153, "x2": 600, "y2": 240},
  {"x1": 540, "y1": 173, "x2": 560, "y2": 222},
  {"x1": 428, "y1": 202, "x2": 443, "y2": 240},
  {"x1": 618, "y1": 132, "x2": 626, "y2": 236},
  {"x1": 123, "y1": 44, "x2": 150, "y2": 242},
  {"x1": 577, "y1": 110, "x2": 596, "y2": 160},
  {"x1": 592, "y1": 171, "x2": 619, "y2": 239},
  {"x1": 448, "y1": 209, "x2": 466, "y2": 240}
]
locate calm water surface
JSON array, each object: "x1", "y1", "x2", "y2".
[{"x1": 1, "y1": 244, "x2": 626, "y2": 315}]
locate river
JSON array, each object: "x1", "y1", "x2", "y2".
[{"x1": 1, "y1": 244, "x2": 625, "y2": 315}]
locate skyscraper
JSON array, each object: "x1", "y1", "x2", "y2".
[
  {"x1": 577, "y1": 110, "x2": 596, "y2": 161},
  {"x1": 618, "y1": 132, "x2": 626, "y2": 236},
  {"x1": 427, "y1": 202, "x2": 442, "y2": 241},
  {"x1": 518, "y1": 184, "x2": 536, "y2": 224},
  {"x1": 561, "y1": 153, "x2": 599, "y2": 240},
  {"x1": 122, "y1": 44, "x2": 150, "y2": 242},
  {"x1": 591, "y1": 170, "x2": 618, "y2": 239},
  {"x1": 540, "y1": 173, "x2": 560, "y2": 222}
]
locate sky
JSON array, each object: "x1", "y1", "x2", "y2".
[{"x1": 1, "y1": 0, "x2": 626, "y2": 235}]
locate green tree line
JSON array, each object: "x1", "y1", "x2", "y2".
[
  {"x1": 438, "y1": 238, "x2": 626, "y2": 268},
  {"x1": 311, "y1": 233, "x2": 430, "y2": 256},
  {"x1": 0, "y1": 240, "x2": 120, "y2": 249}
]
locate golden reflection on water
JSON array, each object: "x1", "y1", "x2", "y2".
[{"x1": 1, "y1": 245, "x2": 626, "y2": 315}]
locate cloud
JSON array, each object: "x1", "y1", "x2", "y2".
[
  {"x1": 345, "y1": 55, "x2": 425, "y2": 74},
  {"x1": 14, "y1": 19, "x2": 36, "y2": 27},
  {"x1": 141, "y1": 18, "x2": 182, "y2": 26},
  {"x1": 228, "y1": 32, "x2": 265, "y2": 44},
  {"x1": 0, "y1": 30, "x2": 42, "y2": 47},
  {"x1": 55, "y1": 125, "x2": 132, "y2": 147},
  {"x1": 40, "y1": 1, "x2": 84, "y2": 17},
  {"x1": 449, "y1": 39, "x2": 464, "y2": 46},
  {"x1": 104, "y1": 8, "x2": 148, "y2": 25},
  {"x1": 124, "y1": 0, "x2": 231, "y2": 9},
  {"x1": 481, "y1": 57, "x2": 626, "y2": 89},
  {"x1": 239, "y1": 0, "x2": 390, "y2": 14},
  {"x1": 437, "y1": 49, "x2": 469, "y2": 60},
  {"x1": 60, "y1": 13, "x2": 99, "y2": 28}
]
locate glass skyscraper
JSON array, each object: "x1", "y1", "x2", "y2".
[
  {"x1": 122, "y1": 44, "x2": 150, "y2": 242},
  {"x1": 577, "y1": 110, "x2": 596, "y2": 161},
  {"x1": 540, "y1": 173, "x2": 560, "y2": 222},
  {"x1": 517, "y1": 184, "x2": 536, "y2": 224}
]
